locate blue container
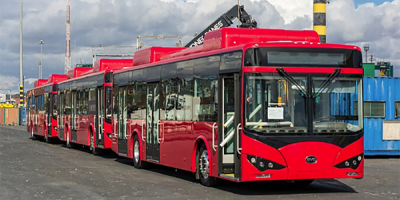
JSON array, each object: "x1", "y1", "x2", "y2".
[
  {"x1": 363, "y1": 77, "x2": 400, "y2": 155},
  {"x1": 20, "y1": 108, "x2": 27, "y2": 126}
]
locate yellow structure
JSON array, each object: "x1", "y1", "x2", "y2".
[{"x1": 313, "y1": 0, "x2": 327, "y2": 43}]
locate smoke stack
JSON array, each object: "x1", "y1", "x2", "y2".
[{"x1": 313, "y1": 0, "x2": 327, "y2": 43}]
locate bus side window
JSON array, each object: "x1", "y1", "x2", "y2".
[
  {"x1": 126, "y1": 84, "x2": 134, "y2": 119},
  {"x1": 193, "y1": 56, "x2": 219, "y2": 122},
  {"x1": 176, "y1": 60, "x2": 193, "y2": 121}
]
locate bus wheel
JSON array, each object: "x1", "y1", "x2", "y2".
[
  {"x1": 45, "y1": 135, "x2": 50, "y2": 143},
  {"x1": 197, "y1": 144, "x2": 217, "y2": 187},
  {"x1": 133, "y1": 134, "x2": 147, "y2": 169},
  {"x1": 30, "y1": 126, "x2": 37, "y2": 140},
  {"x1": 294, "y1": 179, "x2": 314, "y2": 185},
  {"x1": 66, "y1": 126, "x2": 71, "y2": 148},
  {"x1": 90, "y1": 131, "x2": 102, "y2": 156}
]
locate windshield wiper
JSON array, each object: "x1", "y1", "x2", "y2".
[
  {"x1": 313, "y1": 69, "x2": 341, "y2": 98},
  {"x1": 276, "y1": 68, "x2": 309, "y2": 98}
]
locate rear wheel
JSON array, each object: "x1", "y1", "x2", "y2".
[
  {"x1": 133, "y1": 135, "x2": 147, "y2": 169},
  {"x1": 197, "y1": 144, "x2": 217, "y2": 187}
]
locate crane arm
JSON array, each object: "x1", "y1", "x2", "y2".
[{"x1": 185, "y1": 5, "x2": 257, "y2": 48}]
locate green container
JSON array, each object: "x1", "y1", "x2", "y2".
[{"x1": 363, "y1": 63, "x2": 375, "y2": 77}]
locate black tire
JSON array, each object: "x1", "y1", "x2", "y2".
[
  {"x1": 45, "y1": 135, "x2": 50, "y2": 143},
  {"x1": 90, "y1": 131, "x2": 102, "y2": 156},
  {"x1": 294, "y1": 179, "x2": 314, "y2": 185},
  {"x1": 197, "y1": 144, "x2": 218, "y2": 187},
  {"x1": 30, "y1": 126, "x2": 37, "y2": 140},
  {"x1": 66, "y1": 127, "x2": 72, "y2": 148},
  {"x1": 133, "y1": 135, "x2": 147, "y2": 169}
]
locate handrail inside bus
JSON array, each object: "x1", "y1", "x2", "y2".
[
  {"x1": 248, "y1": 103, "x2": 262, "y2": 120},
  {"x1": 224, "y1": 115, "x2": 234, "y2": 128},
  {"x1": 220, "y1": 129, "x2": 235, "y2": 147}
]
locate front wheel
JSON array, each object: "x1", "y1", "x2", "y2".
[
  {"x1": 31, "y1": 126, "x2": 37, "y2": 140},
  {"x1": 133, "y1": 135, "x2": 147, "y2": 169},
  {"x1": 197, "y1": 144, "x2": 217, "y2": 187},
  {"x1": 45, "y1": 135, "x2": 50, "y2": 143},
  {"x1": 90, "y1": 131, "x2": 102, "y2": 156}
]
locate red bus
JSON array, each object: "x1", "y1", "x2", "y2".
[
  {"x1": 27, "y1": 74, "x2": 67, "y2": 142},
  {"x1": 56, "y1": 59, "x2": 132, "y2": 154},
  {"x1": 111, "y1": 28, "x2": 364, "y2": 186}
]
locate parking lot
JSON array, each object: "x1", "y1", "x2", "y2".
[{"x1": 0, "y1": 126, "x2": 399, "y2": 200}]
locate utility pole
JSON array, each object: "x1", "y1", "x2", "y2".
[
  {"x1": 19, "y1": 0, "x2": 24, "y2": 108},
  {"x1": 65, "y1": 0, "x2": 71, "y2": 73},
  {"x1": 363, "y1": 44, "x2": 369, "y2": 63},
  {"x1": 39, "y1": 40, "x2": 45, "y2": 78}
]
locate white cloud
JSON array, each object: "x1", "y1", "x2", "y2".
[{"x1": 0, "y1": 75, "x2": 20, "y2": 94}]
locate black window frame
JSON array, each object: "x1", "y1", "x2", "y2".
[
  {"x1": 364, "y1": 101, "x2": 386, "y2": 118},
  {"x1": 395, "y1": 101, "x2": 400, "y2": 119}
]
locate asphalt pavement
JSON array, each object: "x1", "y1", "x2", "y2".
[{"x1": 0, "y1": 126, "x2": 399, "y2": 200}]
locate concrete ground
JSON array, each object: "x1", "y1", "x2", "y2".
[{"x1": 0, "y1": 126, "x2": 399, "y2": 200}]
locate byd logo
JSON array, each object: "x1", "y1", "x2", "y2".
[{"x1": 305, "y1": 155, "x2": 317, "y2": 164}]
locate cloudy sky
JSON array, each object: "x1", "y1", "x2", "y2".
[{"x1": 0, "y1": 0, "x2": 399, "y2": 94}]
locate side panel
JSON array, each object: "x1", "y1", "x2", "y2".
[
  {"x1": 159, "y1": 120, "x2": 176, "y2": 167},
  {"x1": 174, "y1": 121, "x2": 193, "y2": 171}
]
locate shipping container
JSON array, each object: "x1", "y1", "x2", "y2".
[
  {"x1": 4, "y1": 108, "x2": 20, "y2": 125},
  {"x1": 0, "y1": 107, "x2": 4, "y2": 125},
  {"x1": 363, "y1": 77, "x2": 400, "y2": 155}
]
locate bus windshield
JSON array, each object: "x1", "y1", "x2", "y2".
[
  {"x1": 312, "y1": 77, "x2": 363, "y2": 133},
  {"x1": 244, "y1": 73, "x2": 363, "y2": 135},
  {"x1": 244, "y1": 73, "x2": 308, "y2": 134}
]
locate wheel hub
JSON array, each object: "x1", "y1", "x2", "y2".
[
  {"x1": 134, "y1": 140, "x2": 140, "y2": 163},
  {"x1": 199, "y1": 150, "x2": 209, "y2": 179}
]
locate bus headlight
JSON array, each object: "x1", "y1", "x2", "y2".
[
  {"x1": 334, "y1": 153, "x2": 363, "y2": 170},
  {"x1": 247, "y1": 155, "x2": 285, "y2": 172}
]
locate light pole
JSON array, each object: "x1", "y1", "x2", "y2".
[
  {"x1": 39, "y1": 40, "x2": 45, "y2": 78},
  {"x1": 363, "y1": 44, "x2": 369, "y2": 63},
  {"x1": 19, "y1": 0, "x2": 23, "y2": 108}
]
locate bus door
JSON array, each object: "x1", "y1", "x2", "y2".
[
  {"x1": 35, "y1": 96, "x2": 38, "y2": 134},
  {"x1": 47, "y1": 93, "x2": 52, "y2": 136},
  {"x1": 71, "y1": 90, "x2": 77, "y2": 142},
  {"x1": 96, "y1": 86, "x2": 104, "y2": 147},
  {"x1": 118, "y1": 86, "x2": 128, "y2": 155},
  {"x1": 218, "y1": 74, "x2": 241, "y2": 179},
  {"x1": 59, "y1": 93, "x2": 64, "y2": 140},
  {"x1": 146, "y1": 82, "x2": 160, "y2": 162}
]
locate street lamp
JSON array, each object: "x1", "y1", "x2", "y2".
[
  {"x1": 39, "y1": 39, "x2": 45, "y2": 78},
  {"x1": 363, "y1": 44, "x2": 369, "y2": 63}
]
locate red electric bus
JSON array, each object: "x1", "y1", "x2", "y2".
[
  {"x1": 111, "y1": 28, "x2": 364, "y2": 186},
  {"x1": 27, "y1": 74, "x2": 67, "y2": 142},
  {"x1": 56, "y1": 59, "x2": 132, "y2": 154}
]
